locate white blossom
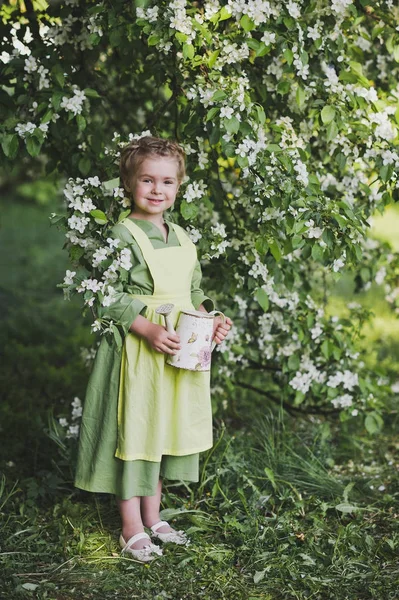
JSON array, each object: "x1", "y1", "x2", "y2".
[
  {"x1": 375, "y1": 266, "x2": 386, "y2": 285},
  {"x1": 71, "y1": 397, "x2": 82, "y2": 419},
  {"x1": 327, "y1": 370, "x2": 359, "y2": 391},
  {"x1": 66, "y1": 424, "x2": 80, "y2": 439},
  {"x1": 183, "y1": 180, "x2": 206, "y2": 203},
  {"x1": 331, "y1": 394, "x2": 353, "y2": 408},
  {"x1": 187, "y1": 227, "x2": 202, "y2": 243},
  {"x1": 92, "y1": 247, "x2": 110, "y2": 268},
  {"x1": 68, "y1": 214, "x2": 90, "y2": 234},
  {"x1": 305, "y1": 220, "x2": 323, "y2": 239},
  {"x1": 86, "y1": 176, "x2": 101, "y2": 187},
  {"x1": 78, "y1": 278, "x2": 102, "y2": 294},
  {"x1": 64, "y1": 270, "x2": 76, "y2": 285},
  {"x1": 60, "y1": 86, "x2": 86, "y2": 116},
  {"x1": 332, "y1": 253, "x2": 346, "y2": 272},
  {"x1": 101, "y1": 285, "x2": 117, "y2": 307},
  {"x1": 261, "y1": 31, "x2": 276, "y2": 45},
  {"x1": 91, "y1": 319, "x2": 102, "y2": 332},
  {"x1": 15, "y1": 122, "x2": 36, "y2": 138},
  {"x1": 107, "y1": 237, "x2": 120, "y2": 250},
  {"x1": 118, "y1": 248, "x2": 133, "y2": 271}
]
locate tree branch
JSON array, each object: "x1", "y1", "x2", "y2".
[{"x1": 236, "y1": 379, "x2": 341, "y2": 416}]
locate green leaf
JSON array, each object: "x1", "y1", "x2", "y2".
[
  {"x1": 90, "y1": 209, "x2": 108, "y2": 224},
  {"x1": 264, "y1": 467, "x2": 277, "y2": 491},
  {"x1": 296, "y1": 86, "x2": 306, "y2": 108},
  {"x1": 79, "y1": 156, "x2": 91, "y2": 176},
  {"x1": 212, "y1": 90, "x2": 227, "y2": 102},
  {"x1": 84, "y1": 88, "x2": 101, "y2": 98},
  {"x1": 208, "y1": 49, "x2": 220, "y2": 68},
  {"x1": 380, "y1": 164, "x2": 393, "y2": 183},
  {"x1": 22, "y1": 584, "x2": 39, "y2": 591},
  {"x1": 349, "y1": 61, "x2": 364, "y2": 77},
  {"x1": 283, "y1": 48, "x2": 293, "y2": 65},
  {"x1": 148, "y1": 33, "x2": 160, "y2": 46},
  {"x1": 255, "y1": 237, "x2": 269, "y2": 255},
  {"x1": 334, "y1": 213, "x2": 347, "y2": 228},
  {"x1": 206, "y1": 107, "x2": 219, "y2": 122},
  {"x1": 321, "y1": 339, "x2": 331, "y2": 359},
  {"x1": 255, "y1": 104, "x2": 266, "y2": 125},
  {"x1": 335, "y1": 503, "x2": 359, "y2": 513},
  {"x1": 175, "y1": 32, "x2": 188, "y2": 43},
  {"x1": 180, "y1": 200, "x2": 199, "y2": 220},
  {"x1": 41, "y1": 109, "x2": 53, "y2": 124},
  {"x1": 365, "y1": 412, "x2": 384, "y2": 435},
  {"x1": 223, "y1": 116, "x2": 240, "y2": 134},
  {"x1": 51, "y1": 64, "x2": 65, "y2": 87},
  {"x1": 183, "y1": 43, "x2": 195, "y2": 60},
  {"x1": 77, "y1": 115, "x2": 86, "y2": 131},
  {"x1": 1, "y1": 134, "x2": 18, "y2": 159},
  {"x1": 109, "y1": 28, "x2": 122, "y2": 47},
  {"x1": 255, "y1": 288, "x2": 269, "y2": 312},
  {"x1": 311, "y1": 244, "x2": 323, "y2": 262},
  {"x1": 255, "y1": 42, "x2": 270, "y2": 57},
  {"x1": 240, "y1": 14, "x2": 255, "y2": 31},
  {"x1": 117, "y1": 209, "x2": 131, "y2": 223},
  {"x1": 321, "y1": 105, "x2": 336, "y2": 124},
  {"x1": 246, "y1": 39, "x2": 260, "y2": 51},
  {"x1": 277, "y1": 81, "x2": 290, "y2": 95},
  {"x1": 219, "y1": 6, "x2": 232, "y2": 20},
  {"x1": 26, "y1": 135, "x2": 42, "y2": 157},
  {"x1": 253, "y1": 570, "x2": 267, "y2": 584},
  {"x1": 288, "y1": 354, "x2": 299, "y2": 370},
  {"x1": 326, "y1": 120, "x2": 338, "y2": 142},
  {"x1": 269, "y1": 240, "x2": 282, "y2": 261},
  {"x1": 103, "y1": 177, "x2": 119, "y2": 190},
  {"x1": 70, "y1": 245, "x2": 84, "y2": 261},
  {"x1": 209, "y1": 124, "x2": 220, "y2": 145}
]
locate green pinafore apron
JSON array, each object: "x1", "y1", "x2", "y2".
[{"x1": 115, "y1": 218, "x2": 213, "y2": 462}]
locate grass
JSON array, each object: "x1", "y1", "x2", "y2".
[
  {"x1": 0, "y1": 194, "x2": 398, "y2": 599},
  {"x1": 1, "y1": 418, "x2": 398, "y2": 599}
]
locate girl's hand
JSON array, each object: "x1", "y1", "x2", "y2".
[
  {"x1": 213, "y1": 316, "x2": 233, "y2": 345},
  {"x1": 144, "y1": 322, "x2": 181, "y2": 355}
]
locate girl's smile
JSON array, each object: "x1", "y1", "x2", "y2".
[{"x1": 128, "y1": 157, "x2": 180, "y2": 224}]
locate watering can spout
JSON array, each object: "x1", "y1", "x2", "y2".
[{"x1": 155, "y1": 303, "x2": 176, "y2": 334}]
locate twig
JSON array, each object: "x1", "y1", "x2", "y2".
[
  {"x1": 235, "y1": 379, "x2": 340, "y2": 416},
  {"x1": 146, "y1": 93, "x2": 176, "y2": 131}
]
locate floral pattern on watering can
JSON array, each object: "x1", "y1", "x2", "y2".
[{"x1": 167, "y1": 309, "x2": 225, "y2": 371}]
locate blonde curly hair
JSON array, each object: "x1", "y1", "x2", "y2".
[{"x1": 119, "y1": 136, "x2": 186, "y2": 195}]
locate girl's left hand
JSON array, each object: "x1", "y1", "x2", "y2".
[{"x1": 213, "y1": 316, "x2": 233, "y2": 345}]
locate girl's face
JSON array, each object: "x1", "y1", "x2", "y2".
[{"x1": 129, "y1": 156, "x2": 180, "y2": 222}]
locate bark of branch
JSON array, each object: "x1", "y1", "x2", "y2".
[
  {"x1": 236, "y1": 379, "x2": 341, "y2": 416},
  {"x1": 24, "y1": 0, "x2": 41, "y2": 41}
]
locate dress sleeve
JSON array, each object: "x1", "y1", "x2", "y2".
[
  {"x1": 98, "y1": 224, "x2": 147, "y2": 335},
  {"x1": 191, "y1": 259, "x2": 215, "y2": 312}
]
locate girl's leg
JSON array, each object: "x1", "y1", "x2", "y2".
[
  {"x1": 141, "y1": 478, "x2": 174, "y2": 533},
  {"x1": 117, "y1": 496, "x2": 152, "y2": 549}
]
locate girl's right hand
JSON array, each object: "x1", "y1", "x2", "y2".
[{"x1": 144, "y1": 323, "x2": 181, "y2": 355}]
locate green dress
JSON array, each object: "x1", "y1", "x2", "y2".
[{"x1": 74, "y1": 218, "x2": 214, "y2": 499}]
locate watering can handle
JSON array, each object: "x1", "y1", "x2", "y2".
[{"x1": 209, "y1": 310, "x2": 227, "y2": 351}]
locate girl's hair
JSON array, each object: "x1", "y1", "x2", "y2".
[{"x1": 120, "y1": 136, "x2": 186, "y2": 194}]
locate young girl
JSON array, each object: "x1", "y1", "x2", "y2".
[{"x1": 75, "y1": 136, "x2": 232, "y2": 562}]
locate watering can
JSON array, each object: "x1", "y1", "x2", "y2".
[{"x1": 156, "y1": 304, "x2": 226, "y2": 371}]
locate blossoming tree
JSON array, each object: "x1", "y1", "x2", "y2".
[{"x1": 1, "y1": 0, "x2": 399, "y2": 431}]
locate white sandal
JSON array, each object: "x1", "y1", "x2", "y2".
[
  {"x1": 150, "y1": 520, "x2": 189, "y2": 545},
  {"x1": 119, "y1": 532, "x2": 163, "y2": 562}
]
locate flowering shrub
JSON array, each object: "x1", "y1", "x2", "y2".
[{"x1": 1, "y1": 0, "x2": 399, "y2": 429}]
